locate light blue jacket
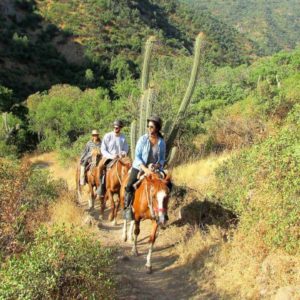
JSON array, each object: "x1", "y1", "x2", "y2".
[{"x1": 132, "y1": 134, "x2": 166, "y2": 171}]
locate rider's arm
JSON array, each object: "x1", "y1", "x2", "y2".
[
  {"x1": 101, "y1": 134, "x2": 115, "y2": 159},
  {"x1": 122, "y1": 136, "x2": 129, "y2": 155},
  {"x1": 80, "y1": 142, "x2": 90, "y2": 163},
  {"x1": 135, "y1": 136, "x2": 152, "y2": 175},
  {"x1": 134, "y1": 136, "x2": 146, "y2": 169}
]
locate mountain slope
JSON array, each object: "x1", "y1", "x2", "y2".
[
  {"x1": 181, "y1": 0, "x2": 300, "y2": 55},
  {"x1": 0, "y1": 0, "x2": 257, "y2": 103}
]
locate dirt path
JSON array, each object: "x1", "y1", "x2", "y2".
[{"x1": 30, "y1": 153, "x2": 199, "y2": 300}]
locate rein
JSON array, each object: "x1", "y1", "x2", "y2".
[
  {"x1": 146, "y1": 181, "x2": 155, "y2": 219},
  {"x1": 115, "y1": 159, "x2": 122, "y2": 185}
]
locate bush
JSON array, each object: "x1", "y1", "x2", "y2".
[
  {"x1": 0, "y1": 158, "x2": 66, "y2": 257},
  {"x1": 215, "y1": 104, "x2": 300, "y2": 254},
  {"x1": 0, "y1": 227, "x2": 115, "y2": 299},
  {"x1": 28, "y1": 84, "x2": 128, "y2": 152}
]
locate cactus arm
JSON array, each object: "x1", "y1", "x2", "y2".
[
  {"x1": 130, "y1": 120, "x2": 137, "y2": 159},
  {"x1": 166, "y1": 32, "x2": 205, "y2": 152},
  {"x1": 141, "y1": 36, "x2": 156, "y2": 91}
]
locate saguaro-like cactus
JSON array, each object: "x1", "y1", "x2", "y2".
[
  {"x1": 130, "y1": 33, "x2": 206, "y2": 165},
  {"x1": 166, "y1": 32, "x2": 205, "y2": 153}
]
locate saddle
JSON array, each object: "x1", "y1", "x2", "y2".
[{"x1": 106, "y1": 158, "x2": 118, "y2": 169}]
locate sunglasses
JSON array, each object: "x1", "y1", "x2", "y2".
[
  {"x1": 147, "y1": 125, "x2": 155, "y2": 129},
  {"x1": 114, "y1": 126, "x2": 120, "y2": 130}
]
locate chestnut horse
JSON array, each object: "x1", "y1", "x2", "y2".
[
  {"x1": 100, "y1": 157, "x2": 131, "y2": 223},
  {"x1": 76, "y1": 148, "x2": 102, "y2": 210},
  {"x1": 120, "y1": 173, "x2": 171, "y2": 273}
]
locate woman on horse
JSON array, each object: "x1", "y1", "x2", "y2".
[
  {"x1": 79, "y1": 129, "x2": 101, "y2": 185},
  {"x1": 123, "y1": 116, "x2": 166, "y2": 221}
]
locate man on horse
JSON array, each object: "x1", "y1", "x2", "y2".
[
  {"x1": 123, "y1": 116, "x2": 168, "y2": 221},
  {"x1": 79, "y1": 130, "x2": 101, "y2": 185},
  {"x1": 97, "y1": 120, "x2": 129, "y2": 197}
]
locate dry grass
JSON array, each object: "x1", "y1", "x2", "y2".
[
  {"x1": 29, "y1": 152, "x2": 77, "y2": 189},
  {"x1": 172, "y1": 152, "x2": 231, "y2": 194},
  {"x1": 175, "y1": 225, "x2": 224, "y2": 267},
  {"x1": 48, "y1": 194, "x2": 83, "y2": 228},
  {"x1": 172, "y1": 152, "x2": 300, "y2": 299}
]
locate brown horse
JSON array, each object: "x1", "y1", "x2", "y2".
[
  {"x1": 76, "y1": 148, "x2": 102, "y2": 210},
  {"x1": 101, "y1": 156, "x2": 131, "y2": 224},
  {"x1": 120, "y1": 173, "x2": 171, "y2": 273}
]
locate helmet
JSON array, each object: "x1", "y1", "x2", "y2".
[
  {"x1": 113, "y1": 120, "x2": 124, "y2": 128},
  {"x1": 91, "y1": 129, "x2": 99, "y2": 135},
  {"x1": 147, "y1": 115, "x2": 162, "y2": 130}
]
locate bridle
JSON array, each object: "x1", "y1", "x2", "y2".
[
  {"x1": 145, "y1": 178, "x2": 169, "y2": 220},
  {"x1": 115, "y1": 158, "x2": 131, "y2": 185}
]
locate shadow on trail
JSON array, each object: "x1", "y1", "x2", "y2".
[{"x1": 170, "y1": 185, "x2": 238, "y2": 230}]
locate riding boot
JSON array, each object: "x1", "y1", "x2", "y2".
[
  {"x1": 80, "y1": 165, "x2": 85, "y2": 185},
  {"x1": 123, "y1": 191, "x2": 133, "y2": 221}
]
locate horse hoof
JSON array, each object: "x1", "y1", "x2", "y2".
[
  {"x1": 131, "y1": 249, "x2": 138, "y2": 256},
  {"x1": 111, "y1": 219, "x2": 117, "y2": 226},
  {"x1": 108, "y1": 214, "x2": 114, "y2": 222},
  {"x1": 145, "y1": 266, "x2": 152, "y2": 274}
]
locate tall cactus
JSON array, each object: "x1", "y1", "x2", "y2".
[
  {"x1": 130, "y1": 36, "x2": 157, "y2": 157},
  {"x1": 141, "y1": 36, "x2": 156, "y2": 91},
  {"x1": 130, "y1": 33, "x2": 206, "y2": 163},
  {"x1": 130, "y1": 120, "x2": 137, "y2": 159},
  {"x1": 166, "y1": 32, "x2": 205, "y2": 152}
]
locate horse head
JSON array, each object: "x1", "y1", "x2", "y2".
[
  {"x1": 146, "y1": 173, "x2": 171, "y2": 226},
  {"x1": 91, "y1": 147, "x2": 101, "y2": 167}
]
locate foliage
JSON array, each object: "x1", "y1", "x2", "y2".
[
  {"x1": 181, "y1": 0, "x2": 300, "y2": 55},
  {"x1": 215, "y1": 104, "x2": 300, "y2": 254},
  {"x1": 0, "y1": 226, "x2": 115, "y2": 299},
  {"x1": 28, "y1": 84, "x2": 129, "y2": 152},
  {"x1": 0, "y1": 158, "x2": 66, "y2": 257}
]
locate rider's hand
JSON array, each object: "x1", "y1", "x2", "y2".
[
  {"x1": 120, "y1": 151, "x2": 127, "y2": 157},
  {"x1": 144, "y1": 168, "x2": 152, "y2": 176}
]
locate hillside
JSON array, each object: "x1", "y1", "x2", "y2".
[
  {"x1": 0, "y1": 0, "x2": 257, "y2": 103},
  {"x1": 181, "y1": 0, "x2": 300, "y2": 55}
]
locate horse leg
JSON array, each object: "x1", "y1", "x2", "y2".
[
  {"x1": 88, "y1": 183, "x2": 94, "y2": 210},
  {"x1": 129, "y1": 220, "x2": 135, "y2": 242},
  {"x1": 108, "y1": 190, "x2": 114, "y2": 222},
  {"x1": 112, "y1": 193, "x2": 119, "y2": 226},
  {"x1": 98, "y1": 194, "x2": 105, "y2": 220},
  {"x1": 145, "y1": 221, "x2": 158, "y2": 274},
  {"x1": 131, "y1": 220, "x2": 140, "y2": 256},
  {"x1": 122, "y1": 219, "x2": 128, "y2": 242}
]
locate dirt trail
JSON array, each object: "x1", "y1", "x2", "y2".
[{"x1": 30, "y1": 153, "x2": 201, "y2": 300}]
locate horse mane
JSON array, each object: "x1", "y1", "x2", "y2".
[{"x1": 144, "y1": 173, "x2": 171, "y2": 191}]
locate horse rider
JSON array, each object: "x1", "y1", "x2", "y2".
[
  {"x1": 123, "y1": 115, "x2": 167, "y2": 221},
  {"x1": 79, "y1": 129, "x2": 101, "y2": 185},
  {"x1": 97, "y1": 120, "x2": 129, "y2": 196}
]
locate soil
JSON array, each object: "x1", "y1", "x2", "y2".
[{"x1": 29, "y1": 152, "x2": 211, "y2": 300}]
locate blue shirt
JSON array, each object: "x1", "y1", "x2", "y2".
[{"x1": 132, "y1": 134, "x2": 166, "y2": 171}]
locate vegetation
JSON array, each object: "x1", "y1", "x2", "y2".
[
  {"x1": 0, "y1": 227, "x2": 115, "y2": 299},
  {"x1": 0, "y1": 1, "x2": 299, "y2": 298},
  {"x1": 181, "y1": 0, "x2": 300, "y2": 55},
  {"x1": 0, "y1": 157, "x2": 65, "y2": 257}
]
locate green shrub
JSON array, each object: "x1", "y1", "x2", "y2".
[
  {"x1": 0, "y1": 158, "x2": 66, "y2": 257},
  {"x1": 215, "y1": 104, "x2": 300, "y2": 253},
  {"x1": 0, "y1": 227, "x2": 115, "y2": 299}
]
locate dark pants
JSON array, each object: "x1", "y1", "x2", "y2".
[{"x1": 125, "y1": 168, "x2": 139, "y2": 193}]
